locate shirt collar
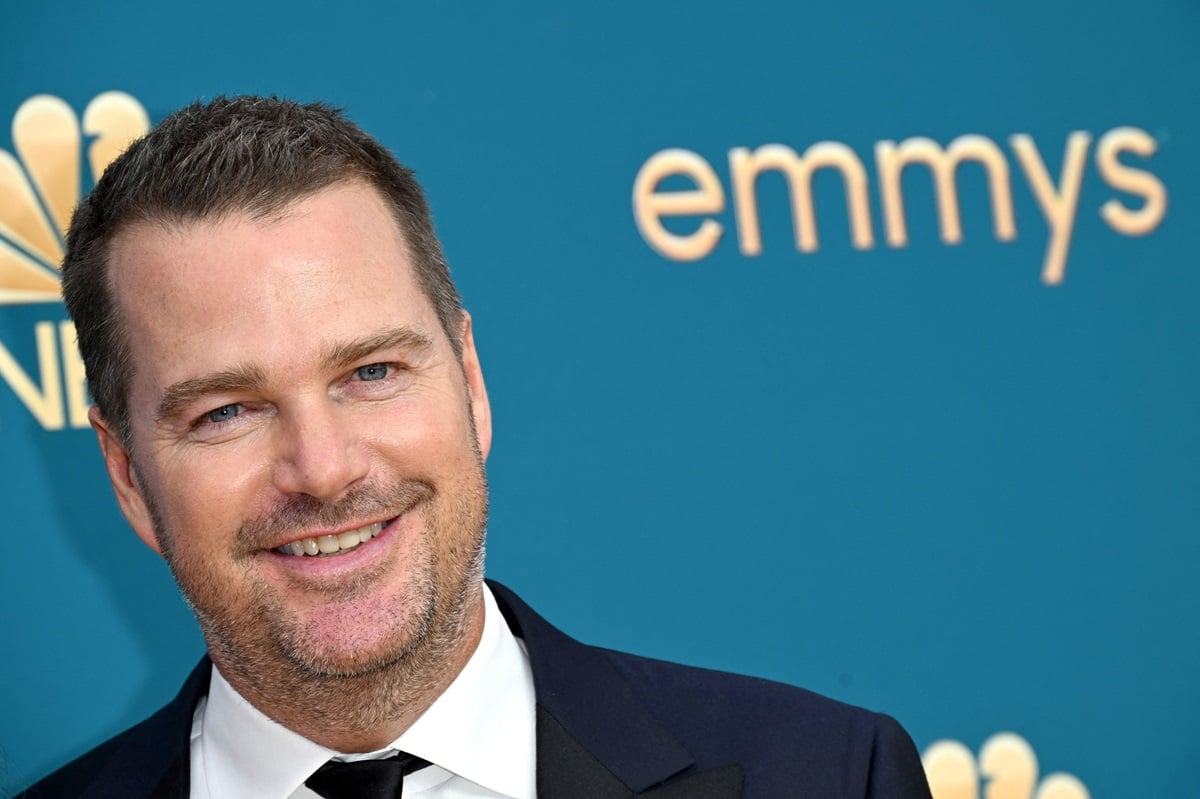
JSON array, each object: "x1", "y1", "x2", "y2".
[{"x1": 198, "y1": 583, "x2": 536, "y2": 798}]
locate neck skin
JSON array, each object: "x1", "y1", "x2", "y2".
[{"x1": 208, "y1": 582, "x2": 486, "y2": 753}]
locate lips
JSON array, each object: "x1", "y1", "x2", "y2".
[{"x1": 274, "y1": 521, "x2": 385, "y2": 557}]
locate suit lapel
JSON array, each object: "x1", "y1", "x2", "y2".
[
  {"x1": 536, "y1": 705, "x2": 743, "y2": 799},
  {"x1": 146, "y1": 757, "x2": 189, "y2": 799},
  {"x1": 489, "y1": 581, "x2": 743, "y2": 799},
  {"x1": 536, "y1": 706, "x2": 639, "y2": 799},
  {"x1": 638, "y1": 767, "x2": 744, "y2": 799}
]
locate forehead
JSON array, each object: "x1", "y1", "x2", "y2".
[
  {"x1": 109, "y1": 181, "x2": 415, "y2": 302},
  {"x1": 107, "y1": 182, "x2": 440, "y2": 388}
]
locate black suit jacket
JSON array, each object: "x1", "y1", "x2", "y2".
[{"x1": 19, "y1": 581, "x2": 932, "y2": 798}]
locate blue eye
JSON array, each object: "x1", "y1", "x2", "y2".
[
  {"x1": 206, "y1": 404, "x2": 241, "y2": 424},
  {"x1": 356, "y1": 363, "x2": 390, "y2": 381}
]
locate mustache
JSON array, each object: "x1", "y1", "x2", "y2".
[{"x1": 236, "y1": 481, "x2": 433, "y2": 552}]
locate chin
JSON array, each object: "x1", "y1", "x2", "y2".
[
  {"x1": 270, "y1": 591, "x2": 439, "y2": 679},
  {"x1": 292, "y1": 625, "x2": 431, "y2": 680}
]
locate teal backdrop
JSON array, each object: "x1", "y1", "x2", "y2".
[{"x1": 1, "y1": 2, "x2": 1196, "y2": 797}]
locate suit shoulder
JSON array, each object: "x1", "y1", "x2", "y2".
[
  {"x1": 18, "y1": 708, "x2": 191, "y2": 799},
  {"x1": 17, "y1": 727, "x2": 137, "y2": 798},
  {"x1": 16, "y1": 659, "x2": 207, "y2": 798},
  {"x1": 598, "y1": 648, "x2": 931, "y2": 798},
  {"x1": 599, "y1": 646, "x2": 873, "y2": 727}
]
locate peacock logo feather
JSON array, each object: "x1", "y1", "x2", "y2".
[
  {"x1": 923, "y1": 732, "x2": 1090, "y2": 799},
  {"x1": 0, "y1": 92, "x2": 149, "y2": 305}
]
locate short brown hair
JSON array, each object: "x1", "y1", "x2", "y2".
[{"x1": 62, "y1": 95, "x2": 463, "y2": 445}]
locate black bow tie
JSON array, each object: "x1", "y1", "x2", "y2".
[{"x1": 305, "y1": 751, "x2": 432, "y2": 799}]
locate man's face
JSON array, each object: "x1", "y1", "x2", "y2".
[{"x1": 95, "y1": 182, "x2": 492, "y2": 688}]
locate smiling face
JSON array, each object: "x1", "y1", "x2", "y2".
[{"x1": 94, "y1": 182, "x2": 492, "y2": 718}]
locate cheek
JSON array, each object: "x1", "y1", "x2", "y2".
[
  {"x1": 362, "y1": 399, "x2": 474, "y2": 461},
  {"x1": 149, "y1": 449, "x2": 270, "y2": 543}
]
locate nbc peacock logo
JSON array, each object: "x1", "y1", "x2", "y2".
[
  {"x1": 923, "y1": 732, "x2": 1091, "y2": 799},
  {"x1": 0, "y1": 92, "x2": 149, "y2": 430}
]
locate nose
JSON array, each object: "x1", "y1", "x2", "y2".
[{"x1": 272, "y1": 399, "x2": 369, "y2": 502}]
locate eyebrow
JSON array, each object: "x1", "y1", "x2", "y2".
[
  {"x1": 320, "y1": 325, "x2": 435, "y2": 373},
  {"x1": 154, "y1": 325, "x2": 436, "y2": 425},
  {"x1": 155, "y1": 364, "x2": 269, "y2": 425}
]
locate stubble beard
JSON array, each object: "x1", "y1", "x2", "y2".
[{"x1": 145, "y1": 457, "x2": 490, "y2": 746}]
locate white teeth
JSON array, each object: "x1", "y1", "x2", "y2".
[{"x1": 278, "y1": 522, "x2": 385, "y2": 557}]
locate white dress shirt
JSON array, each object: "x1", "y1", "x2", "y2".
[{"x1": 189, "y1": 584, "x2": 537, "y2": 798}]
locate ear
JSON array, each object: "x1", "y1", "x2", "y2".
[
  {"x1": 89, "y1": 405, "x2": 165, "y2": 557},
  {"x1": 458, "y1": 311, "x2": 492, "y2": 461}
]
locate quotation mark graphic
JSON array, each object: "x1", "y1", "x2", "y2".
[
  {"x1": 0, "y1": 92, "x2": 148, "y2": 304},
  {"x1": 923, "y1": 732, "x2": 1090, "y2": 799}
]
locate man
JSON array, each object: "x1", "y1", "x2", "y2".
[{"x1": 21, "y1": 97, "x2": 933, "y2": 799}]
